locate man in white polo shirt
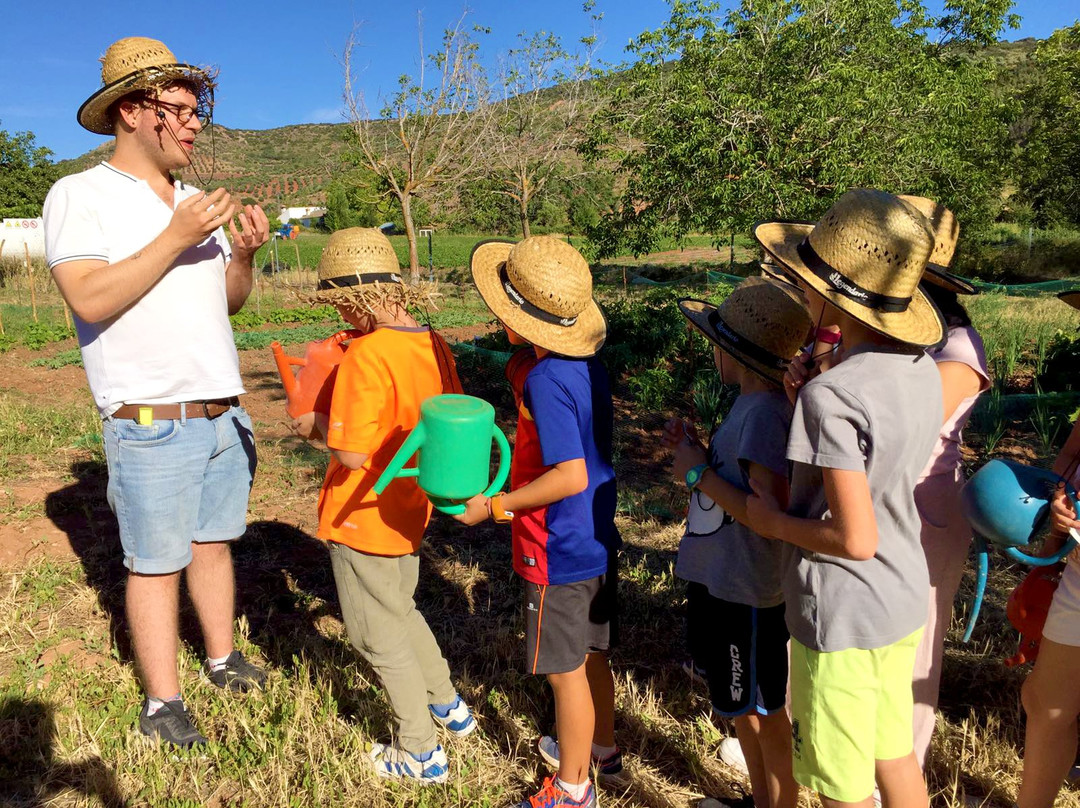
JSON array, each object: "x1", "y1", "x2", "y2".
[{"x1": 43, "y1": 37, "x2": 270, "y2": 747}]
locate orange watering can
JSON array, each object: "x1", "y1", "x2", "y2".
[
  {"x1": 271, "y1": 329, "x2": 364, "y2": 418},
  {"x1": 1004, "y1": 563, "x2": 1064, "y2": 667}
]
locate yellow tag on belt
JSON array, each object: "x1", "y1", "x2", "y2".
[{"x1": 137, "y1": 407, "x2": 153, "y2": 426}]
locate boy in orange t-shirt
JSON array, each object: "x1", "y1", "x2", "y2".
[{"x1": 288, "y1": 227, "x2": 472, "y2": 784}]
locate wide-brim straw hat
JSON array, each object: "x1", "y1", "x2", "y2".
[
  {"x1": 470, "y1": 236, "x2": 606, "y2": 358},
  {"x1": 78, "y1": 37, "x2": 216, "y2": 135},
  {"x1": 754, "y1": 189, "x2": 945, "y2": 348},
  {"x1": 308, "y1": 227, "x2": 438, "y2": 313},
  {"x1": 899, "y1": 195, "x2": 978, "y2": 296},
  {"x1": 679, "y1": 277, "x2": 812, "y2": 383}
]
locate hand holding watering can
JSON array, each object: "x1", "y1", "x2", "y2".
[
  {"x1": 373, "y1": 394, "x2": 511, "y2": 515},
  {"x1": 1003, "y1": 563, "x2": 1064, "y2": 667},
  {"x1": 959, "y1": 458, "x2": 1079, "y2": 641},
  {"x1": 272, "y1": 329, "x2": 364, "y2": 440}
]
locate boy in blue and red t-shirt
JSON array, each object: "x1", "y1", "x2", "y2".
[{"x1": 456, "y1": 236, "x2": 621, "y2": 808}]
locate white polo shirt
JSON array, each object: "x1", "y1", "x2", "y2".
[{"x1": 44, "y1": 162, "x2": 245, "y2": 417}]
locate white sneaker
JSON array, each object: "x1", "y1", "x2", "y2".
[
  {"x1": 369, "y1": 742, "x2": 449, "y2": 783},
  {"x1": 719, "y1": 736, "x2": 749, "y2": 777},
  {"x1": 429, "y1": 695, "x2": 477, "y2": 738}
]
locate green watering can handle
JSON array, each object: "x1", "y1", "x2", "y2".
[{"x1": 433, "y1": 425, "x2": 512, "y2": 516}]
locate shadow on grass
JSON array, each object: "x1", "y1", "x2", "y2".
[
  {"x1": 0, "y1": 697, "x2": 124, "y2": 807},
  {"x1": 43, "y1": 460, "x2": 129, "y2": 658}
]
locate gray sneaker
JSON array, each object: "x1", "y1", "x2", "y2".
[
  {"x1": 139, "y1": 699, "x2": 207, "y2": 748},
  {"x1": 202, "y1": 650, "x2": 267, "y2": 692}
]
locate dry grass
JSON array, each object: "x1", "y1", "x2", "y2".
[
  {"x1": 2, "y1": 290, "x2": 1080, "y2": 806},
  {"x1": 2, "y1": 493, "x2": 1079, "y2": 807}
]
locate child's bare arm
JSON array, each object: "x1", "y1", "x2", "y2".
[
  {"x1": 453, "y1": 458, "x2": 588, "y2": 525},
  {"x1": 331, "y1": 447, "x2": 370, "y2": 470},
  {"x1": 747, "y1": 467, "x2": 877, "y2": 561},
  {"x1": 504, "y1": 458, "x2": 588, "y2": 511}
]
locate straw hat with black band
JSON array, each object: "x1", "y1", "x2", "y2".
[
  {"x1": 307, "y1": 227, "x2": 439, "y2": 313},
  {"x1": 898, "y1": 194, "x2": 978, "y2": 296},
  {"x1": 470, "y1": 236, "x2": 607, "y2": 358},
  {"x1": 754, "y1": 188, "x2": 945, "y2": 348},
  {"x1": 679, "y1": 277, "x2": 813, "y2": 384},
  {"x1": 78, "y1": 37, "x2": 216, "y2": 136}
]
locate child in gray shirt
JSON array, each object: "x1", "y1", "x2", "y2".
[
  {"x1": 748, "y1": 189, "x2": 945, "y2": 808},
  {"x1": 664, "y1": 277, "x2": 812, "y2": 808}
]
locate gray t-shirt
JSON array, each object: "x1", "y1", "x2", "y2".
[
  {"x1": 675, "y1": 390, "x2": 793, "y2": 608},
  {"x1": 783, "y1": 344, "x2": 943, "y2": 652}
]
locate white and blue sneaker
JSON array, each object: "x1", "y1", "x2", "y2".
[
  {"x1": 538, "y1": 734, "x2": 630, "y2": 788},
  {"x1": 369, "y1": 742, "x2": 449, "y2": 784},
  {"x1": 429, "y1": 696, "x2": 477, "y2": 738}
]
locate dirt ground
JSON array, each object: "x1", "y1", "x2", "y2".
[{"x1": 0, "y1": 321, "x2": 508, "y2": 567}]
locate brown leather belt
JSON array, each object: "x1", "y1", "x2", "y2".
[{"x1": 112, "y1": 397, "x2": 240, "y2": 422}]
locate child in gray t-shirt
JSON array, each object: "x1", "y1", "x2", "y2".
[
  {"x1": 664, "y1": 277, "x2": 812, "y2": 808},
  {"x1": 749, "y1": 189, "x2": 945, "y2": 808}
]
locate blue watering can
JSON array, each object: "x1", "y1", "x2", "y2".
[
  {"x1": 959, "y1": 458, "x2": 1079, "y2": 641},
  {"x1": 372, "y1": 394, "x2": 511, "y2": 516}
]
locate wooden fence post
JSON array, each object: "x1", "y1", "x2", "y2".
[
  {"x1": 25, "y1": 244, "x2": 38, "y2": 323},
  {"x1": 294, "y1": 243, "x2": 303, "y2": 288}
]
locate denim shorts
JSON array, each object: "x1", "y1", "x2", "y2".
[{"x1": 102, "y1": 406, "x2": 257, "y2": 574}]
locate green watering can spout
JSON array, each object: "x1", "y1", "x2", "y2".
[{"x1": 373, "y1": 394, "x2": 511, "y2": 515}]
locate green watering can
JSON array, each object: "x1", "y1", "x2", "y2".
[{"x1": 373, "y1": 394, "x2": 511, "y2": 515}]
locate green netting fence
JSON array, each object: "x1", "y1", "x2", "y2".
[
  {"x1": 597, "y1": 262, "x2": 1080, "y2": 297},
  {"x1": 969, "y1": 278, "x2": 1080, "y2": 297}
]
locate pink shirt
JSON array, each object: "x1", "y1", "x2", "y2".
[{"x1": 919, "y1": 326, "x2": 990, "y2": 480}]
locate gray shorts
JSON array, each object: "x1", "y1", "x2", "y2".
[
  {"x1": 523, "y1": 554, "x2": 618, "y2": 675},
  {"x1": 102, "y1": 406, "x2": 257, "y2": 574}
]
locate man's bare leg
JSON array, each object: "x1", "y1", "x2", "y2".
[
  {"x1": 127, "y1": 571, "x2": 181, "y2": 698},
  {"x1": 186, "y1": 541, "x2": 236, "y2": 659}
]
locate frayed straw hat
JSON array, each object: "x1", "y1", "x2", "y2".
[
  {"x1": 470, "y1": 236, "x2": 606, "y2": 358},
  {"x1": 679, "y1": 277, "x2": 812, "y2": 383},
  {"x1": 754, "y1": 189, "x2": 945, "y2": 348},
  {"x1": 309, "y1": 227, "x2": 438, "y2": 314},
  {"x1": 899, "y1": 195, "x2": 977, "y2": 296},
  {"x1": 78, "y1": 37, "x2": 216, "y2": 136}
]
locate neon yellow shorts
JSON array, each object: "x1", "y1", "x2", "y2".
[{"x1": 789, "y1": 628, "x2": 923, "y2": 802}]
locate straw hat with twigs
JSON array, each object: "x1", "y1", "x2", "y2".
[
  {"x1": 78, "y1": 37, "x2": 217, "y2": 136},
  {"x1": 307, "y1": 227, "x2": 439, "y2": 315}
]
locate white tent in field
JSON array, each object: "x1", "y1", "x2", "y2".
[{"x1": 2, "y1": 218, "x2": 45, "y2": 261}]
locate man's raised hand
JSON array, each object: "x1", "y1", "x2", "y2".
[{"x1": 168, "y1": 187, "x2": 237, "y2": 247}]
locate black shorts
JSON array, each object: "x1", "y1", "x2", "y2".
[
  {"x1": 524, "y1": 554, "x2": 618, "y2": 675},
  {"x1": 686, "y1": 582, "x2": 789, "y2": 717}
]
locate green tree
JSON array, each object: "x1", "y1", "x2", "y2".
[
  {"x1": 1014, "y1": 24, "x2": 1080, "y2": 227},
  {"x1": 582, "y1": 0, "x2": 1017, "y2": 258},
  {"x1": 0, "y1": 123, "x2": 60, "y2": 219}
]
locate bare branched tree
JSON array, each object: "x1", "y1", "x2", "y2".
[
  {"x1": 344, "y1": 13, "x2": 490, "y2": 281},
  {"x1": 482, "y1": 20, "x2": 601, "y2": 239}
]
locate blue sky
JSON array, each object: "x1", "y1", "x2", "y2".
[{"x1": 2, "y1": 0, "x2": 1076, "y2": 162}]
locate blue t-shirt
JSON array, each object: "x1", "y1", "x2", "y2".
[{"x1": 510, "y1": 355, "x2": 619, "y2": 585}]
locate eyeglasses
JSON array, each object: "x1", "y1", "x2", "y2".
[{"x1": 146, "y1": 100, "x2": 210, "y2": 125}]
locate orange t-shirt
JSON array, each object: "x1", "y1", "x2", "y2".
[{"x1": 317, "y1": 326, "x2": 461, "y2": 555}]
